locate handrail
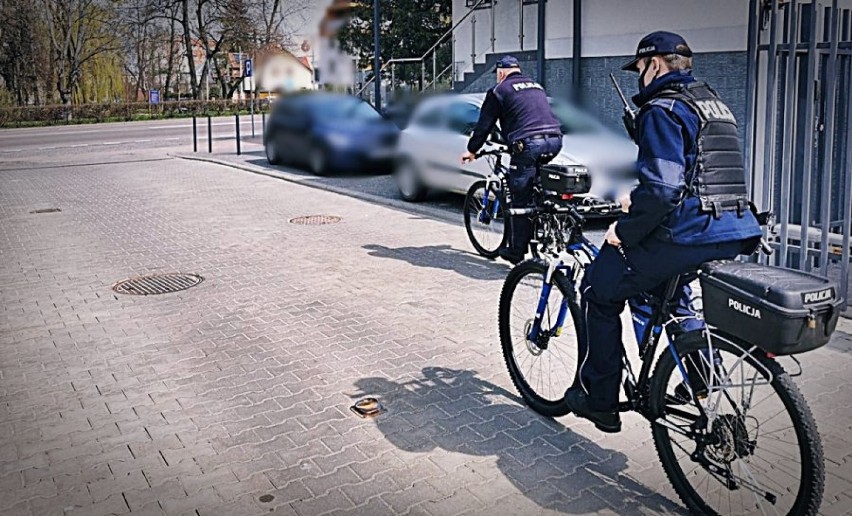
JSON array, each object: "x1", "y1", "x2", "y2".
[
  {"x1": 356, "y1": 0, "x2": 490, "y2": 97},
  {"x1": 421, "y1": 0, "x2": 489, "y2": 59},
  {"x1": 424, "y1": 63, "x2": 454, "y2": 90}
]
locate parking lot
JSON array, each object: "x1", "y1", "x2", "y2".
[{"x1": 1, "y1": 134, "x2": 851, "y2": 515}]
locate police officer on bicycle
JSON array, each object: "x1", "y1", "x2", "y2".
[
  {"x1": 563, "y1": 32, "x2": 762, "y2": 432},
  {"x1": 461, "y1": 56, "x2": 563, "y2": 264}
]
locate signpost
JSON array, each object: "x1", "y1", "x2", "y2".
[{"x1": 245, "y1": 58, "x2": 255, "y2": 138}]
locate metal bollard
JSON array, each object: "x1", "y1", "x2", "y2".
[
  {"x1": 235, "y1": 113, "x2": 241, "y2": 155},
  {"x1": 207, "y1": 116, "x2": 212, "y2": 153},
  {"x1": 192, "y1": 116, "x2": 197, "y2": 152}
]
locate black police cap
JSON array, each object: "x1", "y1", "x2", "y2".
[
  {"x1": 622, "y1": 31, "x2": 693, "y2": 72},
  {"x1": 495, "y1": 55, "x2": 520, "y2": 71}
]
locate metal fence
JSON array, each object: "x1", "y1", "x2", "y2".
[{"x1": 746, "y1": 0, "x2": 852, "y2": 309}]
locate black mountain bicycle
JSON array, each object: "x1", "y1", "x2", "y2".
[
  {"x1": 463, "y1": 146, "x2": 616, "y2": 259},
  {"x1": 498, "y1": 200, "x2": 842, "y2": 515}
]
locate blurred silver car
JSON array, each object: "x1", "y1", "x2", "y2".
[{"x1": 393, "y1": 93, "x2": 637, "y2": 208}]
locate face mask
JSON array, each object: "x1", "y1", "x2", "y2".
[{"x1": 638, "y1": 59, "x2": 655, "y2": 91}]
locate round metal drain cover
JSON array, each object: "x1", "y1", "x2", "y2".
[
  {"x1": 112, "y1": 273, "x2": 203, "y2": 296},
  {"x1": 289, "y1": 215, "x2": 342, "y2": 225}
]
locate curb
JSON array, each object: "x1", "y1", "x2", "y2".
[{"x1": 174, "y1": 153, "x2": 462, "y2": 226}]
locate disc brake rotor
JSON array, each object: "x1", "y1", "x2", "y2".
[
  {"x1": 708, "y1": 414, "x2": 752, "y2": 464},
  {"x1": 523, "y1": 320, "x2": 547, "y2": 356}
]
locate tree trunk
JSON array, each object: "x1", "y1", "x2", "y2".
[
  {"x1": 180, "y1": 0, "x2": 198, "y2": 99},
  {"x1": 164, "y1": 8, "x2": 176, "y2": 98}
]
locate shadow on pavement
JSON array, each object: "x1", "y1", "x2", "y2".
[
  {"x1": 352, "y1": 367, "x2": 684, "y2": 514},
  {"x1": 363, "y1": 244, "x2": 510, "y2": 281}
]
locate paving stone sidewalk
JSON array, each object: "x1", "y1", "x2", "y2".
[{"x1": 1, "y1": 156, "x2": 851, "y2": 515}]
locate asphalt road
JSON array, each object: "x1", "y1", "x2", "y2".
[{"x1": 0, "y1": 115, "x2": 263, "y2": 155}]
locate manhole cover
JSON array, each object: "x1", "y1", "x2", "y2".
[
  {"x1": 289, "y1": 215, "x2": 342, "y2": 225},
  {"x1": 30, "y1": 208, "x2": 61, "y2": 214},
  {"x1": 112, "y1": 273, "x2": 203, "y2": 295}
]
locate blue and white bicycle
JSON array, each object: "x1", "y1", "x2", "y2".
[{"x1": 498, "y1": 200, "x2": 836, "y2": 514}]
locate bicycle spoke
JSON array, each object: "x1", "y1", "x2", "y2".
[{"x1": 652, "y1": 338, "x2": 819, "y2": 515}]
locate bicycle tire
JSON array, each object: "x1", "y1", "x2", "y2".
[
  {"x1": 464, "y1": 180, "x2": 507, "y2": 258},
  {"x1": 499, "y1": 259, "x2": 585, "y2": 417},
  {"x1": 649, "y1": 332, "x2": 824, "y2": 515}
]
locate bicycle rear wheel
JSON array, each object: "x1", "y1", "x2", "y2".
[
  {"x1": 464, "y1": 180, "x2": 507, "y2": 258},
  {"x1": 499, "y1": 259, "x2": 584, "y2": 417},
  {"x1": 649, "y1": 332, "x2": 824, "y2": 515}
]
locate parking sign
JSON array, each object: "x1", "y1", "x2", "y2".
[
  {"x1": 149, "y1": 89, "x2": 160, "y2": 104},
  {"x1": 244, "y1": 58, "x2": 253, "y2": 78}
]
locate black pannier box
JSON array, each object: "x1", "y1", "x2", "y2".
[
  {"x1": 538, "y1": 165, "x2": 591, "y2": 198},
  {"x1": 698, "y1": 261, "x2": 842, "y2": 355}
]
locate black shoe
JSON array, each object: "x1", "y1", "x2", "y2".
[
  {"x1": 563, "y1": 388, "x2": 622, "y2": 433},
  {"x1": 498, "y1": 248, "x2": 524, "y2": 265}
]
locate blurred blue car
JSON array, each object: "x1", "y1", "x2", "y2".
[{"x1": 264, "y1": 93, "x2": 399, "y2": 175}]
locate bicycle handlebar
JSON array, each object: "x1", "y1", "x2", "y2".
[{"x1": 508, "y1": 200, "x2": 621, "y2": 218}]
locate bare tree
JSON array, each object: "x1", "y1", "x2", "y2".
[
  {"x1": 119, "y1": 0, "x2": 160, "y2": 100},
  {"x1": 257, "y1": 0, "x2": 310, "y2": 48},
  {"x1": 40, "y1": 0, "x2": 119, "y2": 106}
]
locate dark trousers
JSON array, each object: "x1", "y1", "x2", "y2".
[
  {"x1": 578, "y1": 238, "x2": 749, "y2": 411},
  {"x1": 506, "y1": 135, "x2": 563, "y2": 256}
]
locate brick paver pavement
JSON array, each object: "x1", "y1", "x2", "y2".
[{"x1": 2, "y1": 155, "x2": 851, "y2": 515}]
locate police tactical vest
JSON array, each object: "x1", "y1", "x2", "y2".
[{"x1": 644, "y1": 81, "x2": 750, "y2": 218}]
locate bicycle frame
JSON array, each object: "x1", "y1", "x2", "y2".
[{"x1": 526, "y1": 230, "x2": 716, "y2": 421}]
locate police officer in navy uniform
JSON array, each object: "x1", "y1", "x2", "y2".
[
  {"x1": 461, "y1": 56, "x2": 563, "y2": 264},
  {"x1": 562, "y1": 32, "x2": 763, "y2": 432}
]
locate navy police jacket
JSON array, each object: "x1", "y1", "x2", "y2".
[
  {"x1": 467, "y1": 72, "x2": 562, "y2": 154},
  {"x1": 615, "y1": 70, "x2": 761, "y2": 247}
]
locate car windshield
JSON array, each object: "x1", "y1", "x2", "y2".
[
  {"x1": 549, "y1": 99, "x2": 603, "y2": 135},
  {"x1": 312, "y1": 97, "x2": 381, "y2": 121}
]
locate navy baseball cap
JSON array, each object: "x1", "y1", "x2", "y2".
[
  {"x1": 621, "y1": 31, "x2": 693, "y2": 72},
  {"x1": 495, "y1": 55, "x2": 520, "y2": 70}
]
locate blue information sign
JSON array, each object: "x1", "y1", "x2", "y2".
[
  {"x1": 244, "y1": 58, "x2": 253, "y2": 78},
  {"x1": 149, "y1": 89, "x2": 160, "y2": 104}
]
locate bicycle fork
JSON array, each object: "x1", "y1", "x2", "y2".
[
  {"x1": 527, "y1": 265, "x2": 571, "y2": 345},
  {"x1": 479, "y1": 193, "x2": 501, "y2": 223}
]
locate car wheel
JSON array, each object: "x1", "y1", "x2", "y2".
[
  {"x1": 309, "y1": 144, "x2": 329, "y2": 176},
  {"x1": 395, "y1": 157, "x2": 427, "y2": 202},
  {"x1": 265, "y1": 136, "x2": 281, "y2": 165}
]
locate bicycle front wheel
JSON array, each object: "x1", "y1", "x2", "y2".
[
  {"x1": 464, "y1": 180, "x2": 507, "y2": 258},
  {"x1": 499, "y1": 259, "x2": 584, "y2": 417},
  {"x1": 650, "y1": 332, "x2": 824, "y2": 515}
]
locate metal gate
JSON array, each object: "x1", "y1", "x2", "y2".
[{"x1": 746, "y1": 0, "x2": 852, "y2": 309}]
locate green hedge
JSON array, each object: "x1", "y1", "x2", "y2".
[{"x1": 0, "y1": 99, "x2": 271, "y2": 128}]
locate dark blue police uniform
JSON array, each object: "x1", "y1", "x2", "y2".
[
  {"x1": 575, "y1": 43, "x2": 762, "y2": 415},
  {"x1": 467, "y1": 56, "x2": 563, "y2": 262}
]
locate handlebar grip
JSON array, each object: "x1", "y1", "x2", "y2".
[
  {"x1": 508, "y1": 208, "x2": 536, "y2": 216},
  {"x1": 568, "y1": 205, "x2": 585, "y2": 225},
  {"x1": 760, "y1": 238, "x2": 774, "y2": 256}
]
